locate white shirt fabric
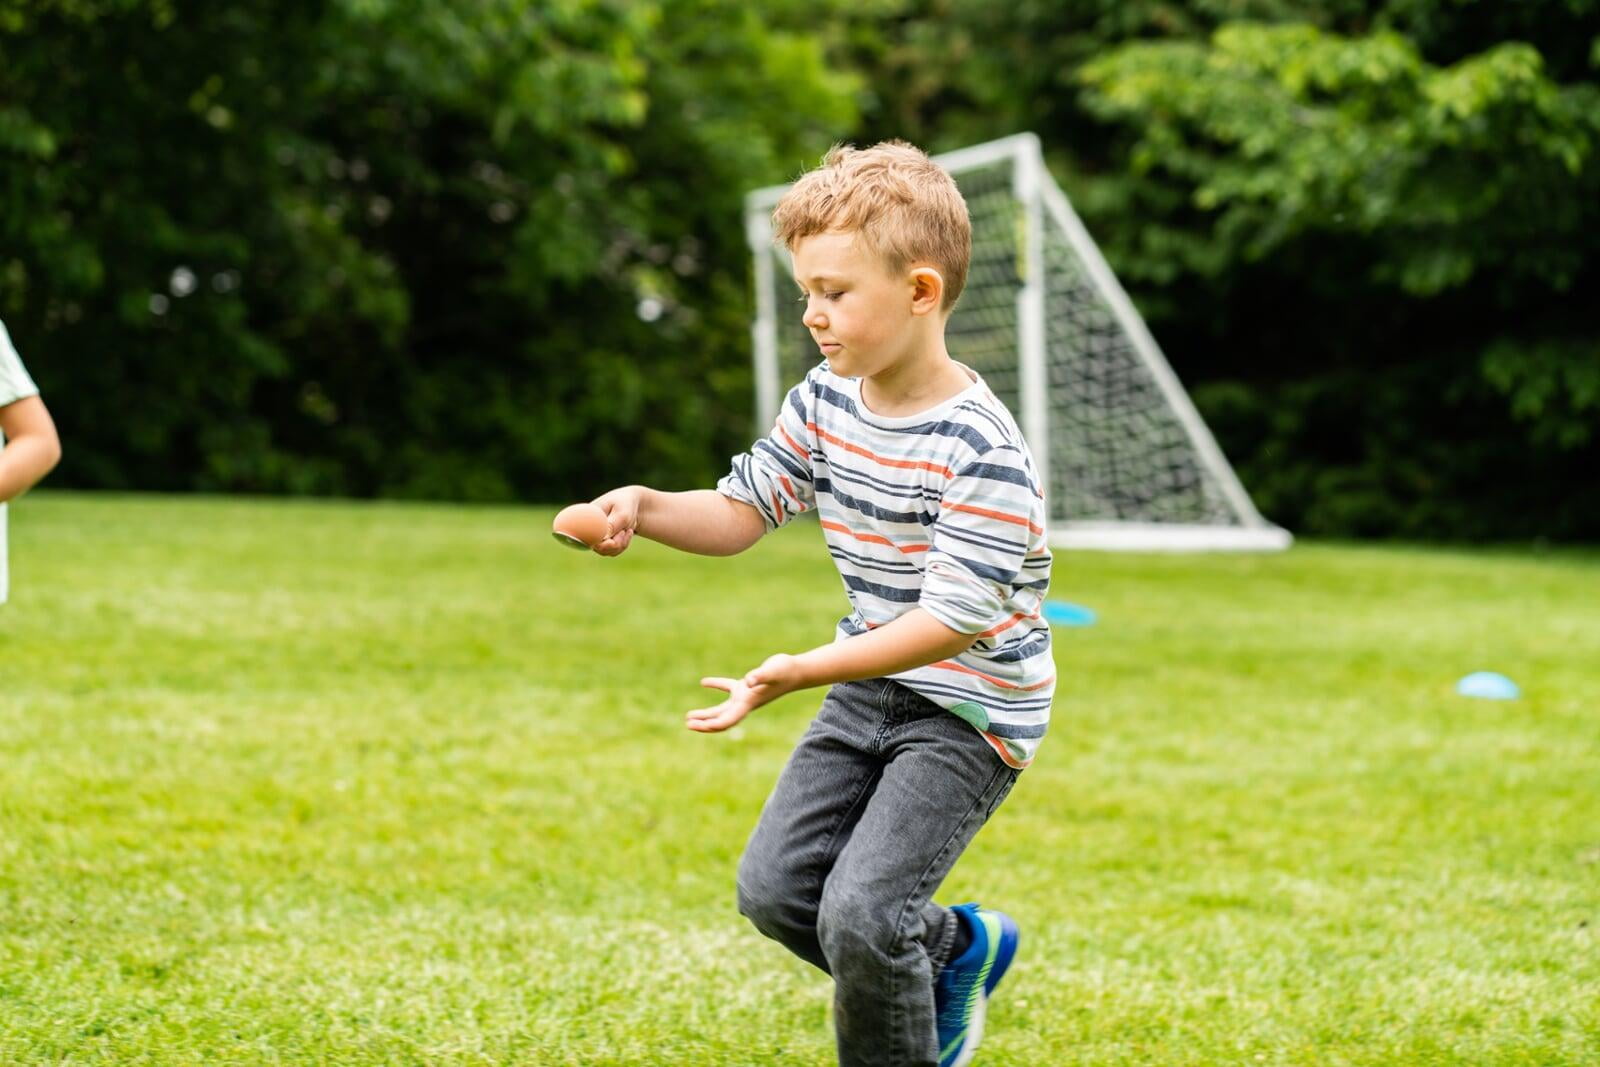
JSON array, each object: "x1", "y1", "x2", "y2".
[
  {"x1": 0, "y1": 318, "x2": 42, "y2": 604},
  {"x1": 718, "y1": 361, "x2": 1055, "y2": 769}
]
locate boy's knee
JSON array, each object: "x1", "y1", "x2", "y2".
[
  {"x1": 817, "y1": 884, "x2": 901, "y2": 972},
  {"x1": 736, "y1": 856, "x2": 811, "y2": 939},
  {"x1": 735, "y1": 875, "x2": 775, "y2": 929}
]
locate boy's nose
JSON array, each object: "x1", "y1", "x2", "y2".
[{"x1": 803, "y1": 303, "x2": 827, "y2": 329}]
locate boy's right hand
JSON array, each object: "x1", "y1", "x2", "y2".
[{"x1": 590, "y1": 486, "x2": 644, "y2": 556}]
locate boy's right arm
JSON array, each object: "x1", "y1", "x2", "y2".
[
  {"x1": 590, "y1": 486, "x2": 766, "y2": 557},
  {"x1": 592, "y1": 372, "x2": 818, "y2": 558}
]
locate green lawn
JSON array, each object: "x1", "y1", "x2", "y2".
[{"x1": 2, "y1": 492, "x2": 1597, "y2": 1065}]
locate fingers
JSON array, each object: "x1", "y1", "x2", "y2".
[
  {"x1": 685, "y1": 700, "x2": 749, "y2": 733},
  {"x1": 686, "y1": 679, "x2": 753, "y2": 732},
  {"x1": 593, "y1": 493, "x2": 637, "y2": 530},
  {"x1": 592, "y1": 529, "x2": 633, "y2": 557},
  {"x1": 740, "y1": 670, "x2": 790, "y2": 697},
  {"x1": 686, "y1": 717, "x2": 735, "y2": 733},
  {"x1": 584, "y1": 490, "x2": 639, "y2": 556},
  {"x1": 743, "y1": 653, "x2": 797, "y2": 691}
]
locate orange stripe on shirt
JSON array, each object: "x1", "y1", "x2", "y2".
[
  {"x1": 777, "y1": 423, "x2": 808, "y2": 460},
  {"x1": 946, "y1": 502, "x2": 1046, "y2": 537},
  {"x1": 976, "y1": 610, "x2": 1040, "y2": 639},
  {"x1": 980, "y1": 730, "x2": 1029, "y2": 769},
  {"x1": 931, "y1": 659, "x2": 1055, "y2": 692},
  {"x1": 807, "y1": 422, "x2": 954, "y2": 478},
  {"x1": 819, "y1": 519, "x2": 929, "y2": 555}
]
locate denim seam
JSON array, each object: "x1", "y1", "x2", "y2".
[
  {"x1": 807, "y1": 763, "x2": 879, "y2": 910},
  {"x1": 887, "y1": 758, "x2": 1009, "y2": 1063},
  {"x1": 984, "y1": 768, "x2": 1020, "y2": 820},
  {"x1": 871, "y1": 679, "x2": 898, "y2": 751},
  {"x1": 927, "y1": 915, "x2": 958, "y2": 977}
]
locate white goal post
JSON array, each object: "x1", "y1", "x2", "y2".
[{"x1": 744, "y1": 133, "x2": 1290, "y2": 552}]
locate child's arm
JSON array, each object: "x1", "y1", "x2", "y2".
[
  {"x1": 590, "y1": 486, "x2": 767, "y2": 557},
  {"x1": 590, "y1": 373, "x2": 820, "y2": 558},
  {"x1": 686, "y1": 607, "x2": 979, "y2": 733},
  {"x1": 0, "y1": 396, "x2": 61, "y2": 503}
]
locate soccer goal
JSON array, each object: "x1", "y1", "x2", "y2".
[{"x1": 744, "y1": 132, "x2": 1291, "y2": 552}]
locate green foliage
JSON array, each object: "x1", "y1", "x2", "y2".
[
  {"x1": 1481, "y1": 336, "x2": 1600, "y2": 450},
  {"x1": 3, "y1": 1, "x2": 1598, "y2": 538},
  {"x1": 762, "y1": 3, "x2": 1600, "y2": 539},
  {"x1": 1, "y1": 0, "x2": 856, "y2": 499},
  {"x1": 1080, "y1": 25, "x2": 1599, "y2": 296},
  {"x1": 1073, "y1": 21, "x2": 1600, "y2": 536}
]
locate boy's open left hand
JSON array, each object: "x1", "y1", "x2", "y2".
[{"x1": 687, "y1": 653, "x2": 805, "y2": 732}]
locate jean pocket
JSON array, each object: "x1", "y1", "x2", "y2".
[{"x1": 984, "y1": 766, "x2": 1020, "y2": 820}]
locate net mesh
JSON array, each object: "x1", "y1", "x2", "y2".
[
  {"x1": 1037, "y1": 192, "x2": 1236, "y2": 525},
  {"x1": 755, "y1": 141, "x2": 1255, "y2": 536}
]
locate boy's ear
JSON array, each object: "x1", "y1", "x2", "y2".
[{"x1": 909, "y1": 266, "x2": 945, "y2": 316}]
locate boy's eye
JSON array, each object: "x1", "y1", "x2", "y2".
[{"x1": 824, "y1": 291, "x2": 843, "y2": 301}]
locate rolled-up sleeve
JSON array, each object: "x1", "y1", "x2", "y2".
[
  {"x1": 716, "y1": 378, "x2": 816, "y2": 532},
  {"x1": 920, "y1": 446, "x2": 1048, "y2": 634}
]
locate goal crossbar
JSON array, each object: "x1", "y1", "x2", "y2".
[{"x1": 745, "y1": 133, "x2": 1291, "y2": 553}]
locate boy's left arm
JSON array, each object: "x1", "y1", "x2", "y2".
[{"x1": 686, "y1": 609, "x2": 977, "y2": 732}]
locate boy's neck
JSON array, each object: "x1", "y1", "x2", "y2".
[{"x1": 860, "y1": 336, "x2": 973, "y2": 418}]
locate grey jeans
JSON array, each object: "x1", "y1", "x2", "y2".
[{"x1": 736, "y1": 679, "x2": 1020, "y2": 1067}]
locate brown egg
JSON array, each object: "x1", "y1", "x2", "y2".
[{"x1": 552, "y1": 502, "x2": 610, "y2": 550}]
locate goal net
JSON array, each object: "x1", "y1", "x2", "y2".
[{"x1": 744, "y1": 133, "x2": 1290, "y2": 552}]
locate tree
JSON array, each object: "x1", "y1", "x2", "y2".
[
  {"x1": 0, "y1": 0, "x2": 857, "y2": 499},
  {"x1": 1077, "y1": 22, "x2": 1600, "y2": 536},
  {"x1": 827, "y1": 2, "x2": 1600, "y2": 537}
]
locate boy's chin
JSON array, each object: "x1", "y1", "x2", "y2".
[
  {"x1": 827, "y1": 356, "x2": 881, "y2": 380},
  {"x1": 822, "y1": 350, "x2": 861, "y2": 375}
]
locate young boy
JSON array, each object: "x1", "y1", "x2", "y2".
[
  {"x1": 0, "y1": 318, "x2": 62, "y2": 604},
  {"x1": 592, "y1": 141, "x2": 1052, "y2": 1067}
]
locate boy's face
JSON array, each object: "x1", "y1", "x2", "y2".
[{"x1": 790, "y1": 230, "x2": 926, "y2": 379}]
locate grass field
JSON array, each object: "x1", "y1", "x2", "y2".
[{"x1": 2, "y1": 492, "x2": 1597, "y2": 1065}]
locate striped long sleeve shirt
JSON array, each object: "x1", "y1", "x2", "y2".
[{"x1": 717, "y1": 362, "x2": 1054, "y2": 768}]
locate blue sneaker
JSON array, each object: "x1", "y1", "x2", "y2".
[{"x1": 933, "y1": 903, "x2": 1019, "y2": 1067}]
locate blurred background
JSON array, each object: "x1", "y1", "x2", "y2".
[{"x1": 4, "y1": 0, "x2": 1597, "y2": 540}]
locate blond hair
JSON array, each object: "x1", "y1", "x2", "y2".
[{"x1": 771, "y1": 140, "x2": 971, "y2": 311}]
